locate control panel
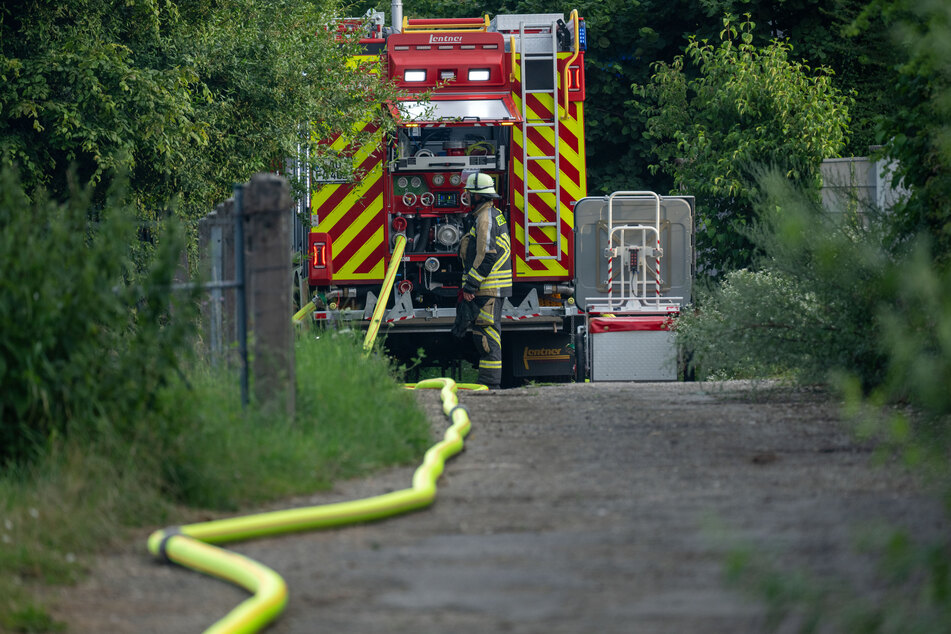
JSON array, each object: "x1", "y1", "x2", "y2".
[{"x1": 391, "y1": 172, "x2": 473, "y2": 213}]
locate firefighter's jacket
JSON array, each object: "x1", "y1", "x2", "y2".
[{"x1": 458, "y1": 199, "x2": 512, "y2": 298}]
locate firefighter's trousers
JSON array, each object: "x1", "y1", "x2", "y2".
[{"x1": 472, "y1": 296, "x2": 503, "y2": 389}]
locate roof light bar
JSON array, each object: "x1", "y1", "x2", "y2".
[
  {"x1": 404, "y1": 69, "x2": 427, "y2": 82},
  {"x1": 468, "y1": 68, "x2": 490, "y2": 81}
]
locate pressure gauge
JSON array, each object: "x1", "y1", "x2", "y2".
[
  {"x1": 397, "y1": 176, "x2": 408, "y2": 189},
  {"x1": 449, "y1": 174, "x2": 462, "y2": 186},
  {"x1": 410, "y1": 176, "x2": 422, "y2": 188},
  {"x1": 432, "y1": 173, "x2": 445, "y2": 186}
]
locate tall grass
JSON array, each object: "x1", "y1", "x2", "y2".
[
  {"x1": 155, "y1": 332, "x2": 432, "y2": 510},
  {"x1": 1, "y1": 333, "x2": 431, "y2": 632}
]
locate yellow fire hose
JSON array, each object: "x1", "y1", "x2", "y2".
[
  {"x1": 291, "y1": 300, "x2": 316, "y2": 325},
  {"x1": 147, "y1": 377, "x2": 477, "y2": 634},
  {"x1": 363, "y1": 234, "x2": 407, "y2": 354},
  {"x1": 562, "y1": 9, "x2": 580, "y2": 116},
  {"x1": 292, "y1": 234, "x2": 406, "y2": 340}
]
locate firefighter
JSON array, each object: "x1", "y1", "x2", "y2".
[{"x1": 455, "y1": 172, "x2": 512, "y2": 389}]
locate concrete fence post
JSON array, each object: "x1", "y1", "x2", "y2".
[{"x1": 243, "y1": 173, "x2": 295, "y2": 416}]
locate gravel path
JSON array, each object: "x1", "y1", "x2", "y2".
[{"x1": 52, "y1": 381, "x2": 944, "y2": 633}]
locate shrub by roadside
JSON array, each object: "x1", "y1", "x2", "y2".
[
  {"x1": 0, "y1": 169, "x2": 431, "y2": 631},
  {"x1": 0, "y1": 334, "x2": 431, "y2": 632}
]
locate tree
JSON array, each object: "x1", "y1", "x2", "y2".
[
  {"x1": 677, "y1": 4, "x2": 951, "y2": 629},
  {"x1": 0, "y1": 0, "x2": 401, "y2": 226},
  {"x1": 577, "y1": 0, "x2": 897, "y2": 192},
  {"x1": 856, "y1": 0, "x2": 951, "y2": 260},
  {"x1": 672, "y1": 0, "x2": 951, "y2": 402},
  {"x1": 694, "y1": 0, "x2": 901, "y2": 155},
  {"x1": 637, "y1": 15, "x2": 852, "y2": 274}
]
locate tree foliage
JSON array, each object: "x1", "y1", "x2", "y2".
[
  {"x1": 0, "y1": 0, "x2": 400, "y2": 225},
  {"x1": 584, "y1": 0, "x2": 896, "y2": 193},
  {"x1": 695, "y1": 0, "x2": 901, "y2": 154},
  {"x1": 856, "y1": 0, "x2": 951, "y2": 259},
  {"x1": 637, "y1": 15, "x2": 852, "y2": 274},
  {"x1": 676, "y1": 0, "x2": 951, "y2": 430}
]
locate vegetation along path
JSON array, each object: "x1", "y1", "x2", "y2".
[{"x1": 52, "y1": 382, "x2": 943, "y2": 633}]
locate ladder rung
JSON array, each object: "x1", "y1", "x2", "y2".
[{"x1": 517, "y1": 19, "x2": 561, "y2": 255}]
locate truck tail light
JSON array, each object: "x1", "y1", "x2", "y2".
[{"x1": 308, "y1": 232, "x2": 333, "y2": 284}]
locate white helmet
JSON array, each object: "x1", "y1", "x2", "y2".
[{"x1": 463, "y1": 172, "x2": 499, "y2": 198}]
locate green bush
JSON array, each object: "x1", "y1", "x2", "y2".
[
  {"x1": 874, "y1": 243, "x2": 951, "y2": 432},
  {"x1": 0, "y1": 322, "x2": 431, "y2": 632},
  {"x1": 0, "y1": 167, "x2": 193, "y2": 465},
  {"x1": 676, "y1": 171, "x2": 892, "y2": 386},
  {"x1": 679, "y1": 173, "x2": 951, "y2": 634},
  {"x1": 685, "y1": 180, "x2": 951, "y2": 633}
]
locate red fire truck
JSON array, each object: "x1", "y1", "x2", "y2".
[{"x1": 299, "y1": 9, "x2": 695, "y2": 384}]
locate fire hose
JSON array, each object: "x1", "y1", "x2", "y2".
[
  {"x1": 292, "y1": 300, "x2": 316, "y2": 325},
  {"x1": 147, "y1": 377, "x2": 479, "y2": 634},
  {"x1": 363, "y1": 234, "x2": 407, "y2": 354},
  {"x1": 291, "y1": 233, "x2": 408, "y2": 340}
]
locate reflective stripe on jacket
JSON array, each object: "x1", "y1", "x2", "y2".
[{"x1": 458, "y1": 200, "x2": 512, "y2": 298}]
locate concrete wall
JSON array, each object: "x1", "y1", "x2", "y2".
[{"x1": 820, "y1": 156, "x2": 909, "y2": 213}]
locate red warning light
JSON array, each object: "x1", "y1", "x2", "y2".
[{"x1": 308, "y1": 232, "x2": 333, "y2": 284}]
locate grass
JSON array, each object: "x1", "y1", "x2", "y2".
[{"x1": 0, "y1": 332, "x2": 431, "y2": 632}]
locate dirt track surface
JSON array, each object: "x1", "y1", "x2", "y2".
[{"x1": 53, "y1": 381, "x2": 943, "y2": 633}]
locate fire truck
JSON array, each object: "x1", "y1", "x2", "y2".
[{"x1": 297, "y1": 7, "x2": 695, "y2": 384}]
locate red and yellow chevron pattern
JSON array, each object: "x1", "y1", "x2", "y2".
[
  {"x1": 311, "y1": 122, "x2": 386, "y2": 283},
  {"x1": 510, "y1": 51, "x2": 587, "y2": 282}
]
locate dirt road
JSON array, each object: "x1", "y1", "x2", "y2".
[{"x1": 53, "y1": 381, "x2": 943, "y2": 633}]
